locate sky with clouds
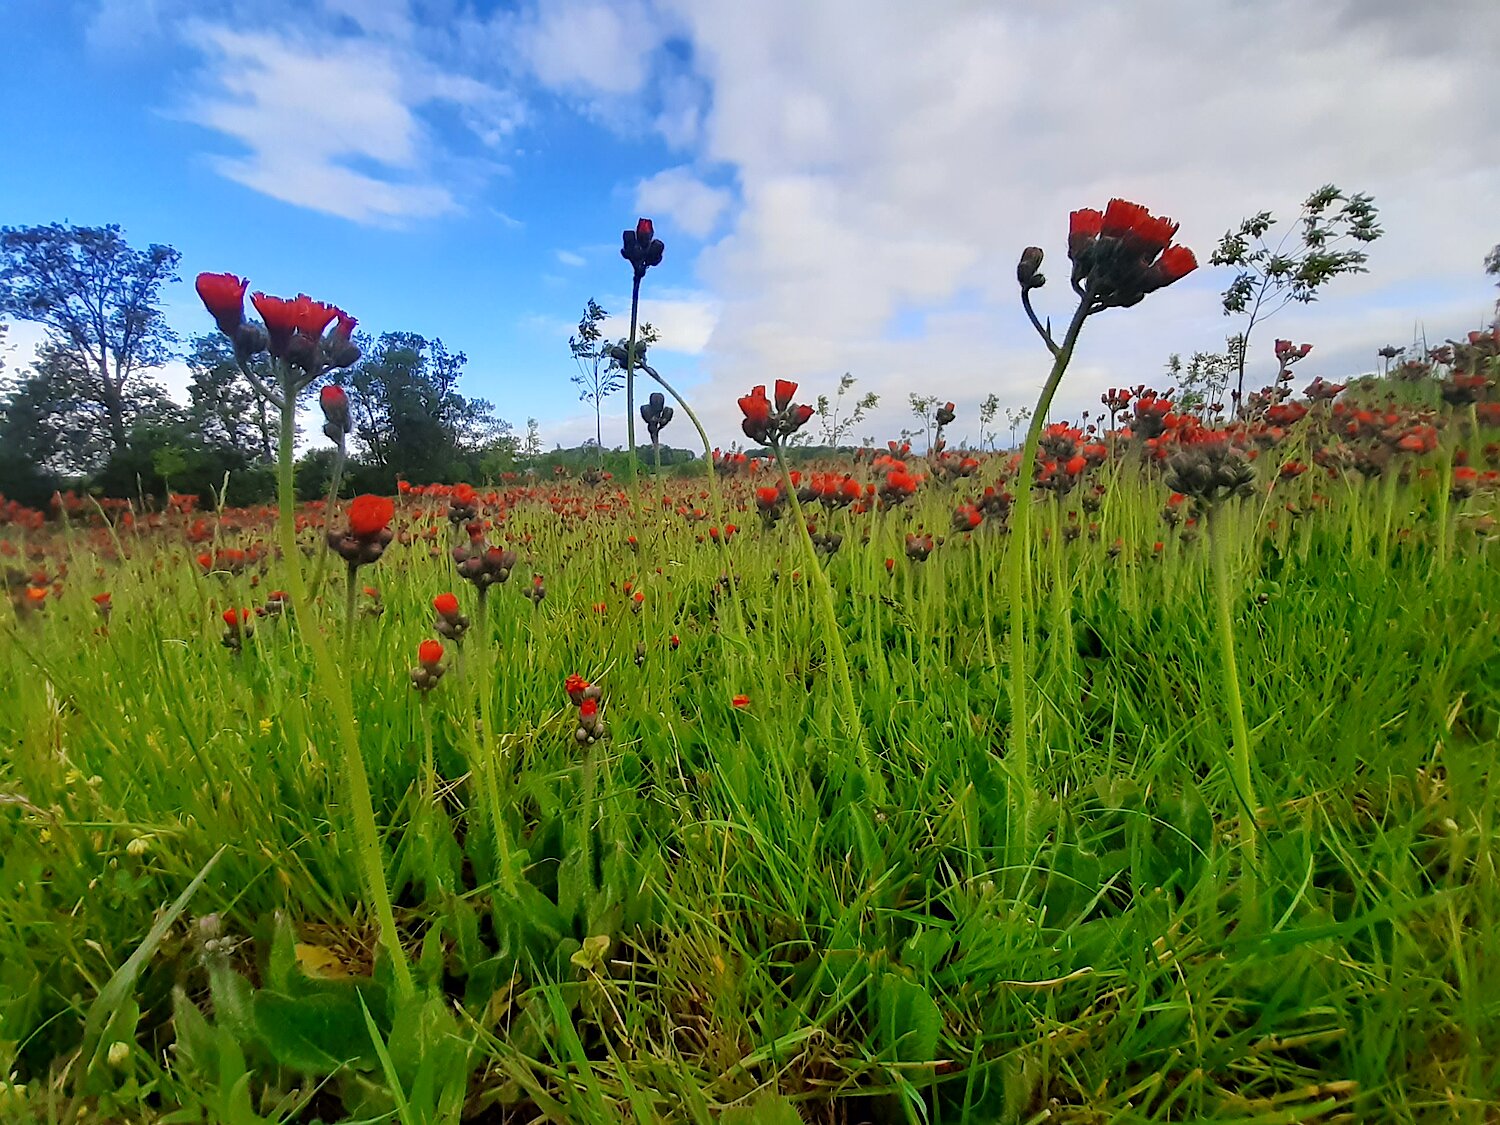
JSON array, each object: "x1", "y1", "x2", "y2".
[{"x1": 2, "y1": 0, "x2": 1498, "y2": 450}]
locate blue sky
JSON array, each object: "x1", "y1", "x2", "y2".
[{"x1": 3, "y1": 0, "x2": 1498, "y2": 449}]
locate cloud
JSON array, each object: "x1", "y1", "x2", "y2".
[
  {"x1": 556, "y1": 249, "x2": 587, "y2": 267},
  {"x1": 635, "y1": 166, "x2": 731, "y2": 238},
  {"x1": 647, "y1": 0, "x2": 1500, "y2": 445},
  {"x1": 510, "y1": 0, "x2": 666, "y2": 96},
  {"x1": 172, "y1": 14, "x2": 523, "y2": 225},
  {"x1": 601, "y1": 288, "x2": 720, "y2": 357}
]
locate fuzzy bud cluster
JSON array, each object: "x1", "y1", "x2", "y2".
[
  {"x1": 329, "y1": 495, "x2": 396, "y2": 567},
  {"x1": 448, "y1": 484, "x2": 479, "y2": 526},
  {"x1": 621, "y1": 217, "x2": 665, "y2": 279},
  {"x1": 1164, "y1": 440, "x2": 1256, "y2": 506},
  {"x1": 410, "y1": 639, "x2": 445, "y2": 691},
  {"x1": 640, "y1": 392, "x2": 674, "y2": 442},
  {"x1": 566, "y1": 675, "x2": 608, "y2": 746},
  {"x1": 221, "y1": 607, "x2": 253, "y2": 652},
  {"x1": 432, "y1": 592, "x2": 469, "y2": 641},
  {"x1": 452, "y1": 527, "x2": 518, "y2": 592},
  {"x1": 319, "y1": 385, "x2": 352, "y2": 443}
]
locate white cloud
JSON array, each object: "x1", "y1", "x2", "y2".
[
  {"x1": 600, "y1": 288, "x2": 720, "y2": 357},
  {"x1": 556, "y1": 249, "x2": 587, "y2": 267},
  {"x1": 510, "y1": 0, "x2": 665, "y2": 96},
  {"x1": 646, "y1": 0, "x2": 1500, "y2": 445},
  {"x1": 635, "y1": 166, "x2": 731, "y2": 238},
  {"x1": 173, "y1": 14, "x2": 523, "y2": 225}
]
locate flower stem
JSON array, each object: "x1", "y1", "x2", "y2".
[
  {"x1": 1004, "y1": 288, "x2": 1092, "y2": 860},
  {"x1": 623, "y1": 273, "x2": 643, "y2": 520},
  {"x1": 1209, "y1": 504, "x2": 1261, "y2": 903},
  {"x1": 774, "y1": 448, "x2": 883, "y2": 803},
  {"x1": 274, "y1": 370, "x2": 413, "y2": 998}
]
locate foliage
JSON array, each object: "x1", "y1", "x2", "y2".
[
  {"x1": 809, "y1": 372, "x2": 880, "y2": 448},
  {"x1": 1163, "y1": 337, "x2": 1241, "y2": 418},
  {"x1": 186, "y1": 333, "x2": 275, "y2": 463},
  {"x1": 0, "y1": 223, "x2": 180, "y2": 451},
  {"x1": 334, "y1": 332, "x2": 513, "y2": 489},
  {"x1": 1210, "y1": 185, "x2": 1382, "y2": 411}
]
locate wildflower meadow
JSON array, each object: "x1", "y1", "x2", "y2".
[{"x1": 1, "y1": 202, "x2": 1498, "y2": 1125}]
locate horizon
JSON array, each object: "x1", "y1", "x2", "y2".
[{"x1": 3, "y1": 0, "x2": 1498, "y2": 453}]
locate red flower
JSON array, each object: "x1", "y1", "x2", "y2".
[
  {"x1": 739, "y1": 386, "x2": 772, "y2": 424},
  {"x1": 565, "y1": 674, "x2": 590, "y2": 704},
  {"x1": 580, "y1": 697, "x2": 600, "y2": 720},
  {"x1": 196, "y1": 272, "x2": 248, "y2": 335},
  {"x1": 251, "y1": 292, "x2": 338, "y2": 357},
  {"x1": 418, "y1": 639, "x2": 443, "y2": 667},
  {"x1": 636, "y1": 218, "x2": 654, "y2": 243},
  {"x1": 294, "y1": 295, "x2": 339, "y2": 338},
  {"x1": 1069, "y1": 208, "x2": 1103, "y2": 239},
  {"x1": 774, "y1": 379, "x2": 798, "y2": 411},
  {"x1": 348, "y1": 494, "x2": 395, "y2": 538},
  {"x1": 1065, "y1": 454, "x2": 1088, "y2": 476},
  {"x1": 731, "y1": 694, "x2": 750, "y2": 709},
  {"x1": 433, "y1": 592, "x2": 460, "y2": 617},
  {"x1": 319, "y1": 385, "x2": 348, "y2": 411},
  {"x1": 1101, "y1": 199, "x2": 1151, "y2": 239},
  {"x1": 1144, "y1": 245, "x2": 1198, "y2": 290}
]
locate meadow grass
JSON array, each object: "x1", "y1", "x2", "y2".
[{"x1": 0, "y1": 435, "x2": 1497, "y2": 1123}]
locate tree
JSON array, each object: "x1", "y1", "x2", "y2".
[
  {"x1": 812, "y1": 373, "x2": 879, "y2": 448},
  {"x1": 3, "y1": 342, "x2": 172, "y2": 475},
  {"x1": 0, "y1": 223, "x2": 180, "y2": 453},
  {"x1": 186, "y1": 333, "x2": 274, "y2": 462},
  {"x1": 978, "y1": 393, "x2": 1000, "y2": 451},
  {"x1": 1004, "y1": 405, "x2": 1032, "y2": 449},
  {"x1": 1163, "y1": 338, "x2": 1239, "y2": 419},
  {"x1": 1487, "y1": 243, "x2": 1500, "y2": 324},
  {"x1": 1210, "y1": 186, "x2": 1381, "y2": 415},
  {"x1": 908, "y1": 393, "x2": 940, "y2": 455},
  {"x1": 336, "y1": 331, "x2": 510, "y2": 487},
  {"x1": 569, "y1": 299, "x2": 620, "y2": 460}
]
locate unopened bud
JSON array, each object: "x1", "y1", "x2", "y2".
[{"x1": 1017, "y1": 246, "x2": 1045, "y2": 290}]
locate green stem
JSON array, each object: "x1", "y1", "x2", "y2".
[
  {"x1": 473, "y1": 588, "x2": 518, "y2": 895},
  {"x1": 623, "y1": 273, "x2": 643, "y2": 520},
  {"x1": 1209, "y1": 505, "x2": 1261, "y2": 903},
  {"x1": 641, "y1": 363, "x2": 747, "y2": 643},
  {"x1": 274, "y1": 370, "x2": 413, "y2": 998},
  {"x1": 774, "y1": 448, "x2": 882, "y2": 802},
  {"x1": 343, "y1": 562, "x2": 358, "y2": 666},
  {"x1": 1004, "y1": 289, "x2": 1093, "y2": 858}
]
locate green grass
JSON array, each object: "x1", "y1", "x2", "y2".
[{"x1": 1, "y1": 444, "x2": 1497, "y2": 1123}]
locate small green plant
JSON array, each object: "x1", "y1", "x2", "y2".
[{"x1": 1211, "y1": 184, "x2": 1382, "y2": 414}]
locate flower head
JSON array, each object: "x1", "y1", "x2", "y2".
[
  {"x1": 418, "y1": 639, "x2": 443, "y2": 668},
  {"x1": 347, "y1": 495, "x2": 395, "y2": 538},
  {"x1": 1064, "y1": 199, "x2": 1196, "y2": 308},
  {"x1": 196, "y1": 272, "x2": 248, "y2": 336}
]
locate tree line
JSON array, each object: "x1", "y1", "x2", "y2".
[{"x1": 0, "y1": 223, "x2": 520, "y2": 509}]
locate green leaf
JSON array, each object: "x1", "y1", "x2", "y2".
[
  {"x1": 252, "y1": 988, "x2": 379, "y2": 1073},
  {"x1": 873, "y1": 971, "x2": 942, "y2": 1065},
  {"x1": 720, "y1": 1091, "x2": 805, "y2": 1125},
  {"x1": 79, "y1": 846, "x2": 226, "y2": 1089}
]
